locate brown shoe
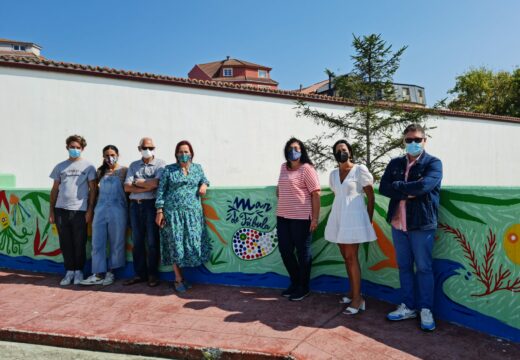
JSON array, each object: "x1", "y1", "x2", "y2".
[
  {"x1": 148, "y1": 276, "x2": 160, "y2": 287},
  {"x1": 123, "y1": 277, "x2": 146, "y2": 286}
]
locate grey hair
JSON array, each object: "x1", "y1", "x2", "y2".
[{"x1": 138, "y1": 137, "x2": 154, "y2": 147}]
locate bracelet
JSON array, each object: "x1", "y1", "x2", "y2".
[{"x1": 156, "y1": 210, "x2": 163, "y2": 214}]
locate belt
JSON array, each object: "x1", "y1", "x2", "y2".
[{"x1": 130, "y1": 199, "x2": 155, "y2": 204}]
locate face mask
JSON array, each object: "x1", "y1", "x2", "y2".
[
  {"x1": 405, "y1": 142, "x2": 423, "y2": 157},
  {"x1": 334, "y1": 151, "x2": 349, "y2": 163},
  {"x1": 105, "y1": 156, "x2": 118, "y2": 166},
  {"x1": 177, "y1": 154, "x2": 191, "y2": 163},
  {"x1": 141, "y1": 149, "x2": 154, "y2": 159},
  {"x1": 68, "y1": 148, "x2": 81, "y2": 158},
  {"x1": 287, "y1": 149, "x2": 301, "y2": 161}
]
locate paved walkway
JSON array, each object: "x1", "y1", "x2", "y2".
[{"x1": 0, "y1": 270, "x2": 518, "y2": 360}]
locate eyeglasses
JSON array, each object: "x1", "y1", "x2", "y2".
[
  {"x1": 141, "y1": 147, "x2": 155, "y2": 151},
  {"x1": 404, "y1": 137, "x2": 424, "y2": 144}
]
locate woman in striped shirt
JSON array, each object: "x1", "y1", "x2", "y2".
[{"x1": 276, "y1": 138, "x2": 321, "y2": 301}]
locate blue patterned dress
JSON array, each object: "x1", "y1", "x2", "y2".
[{"x1": 155, "y1": 163, "x2": 211, "y2": 267}]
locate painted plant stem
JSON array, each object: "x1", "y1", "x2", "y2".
[{"x1": 439, "y1": 223, "x2": 520, "y2": 296}]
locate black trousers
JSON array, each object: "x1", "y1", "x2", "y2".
[
  {"x1": 276, "y1": 216, "x2": 312, "y2": 291},
  {"x1": 55, "y1": 208, "x2": 87, "y2": 271}
]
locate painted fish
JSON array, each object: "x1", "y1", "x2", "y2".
[{"x1": 232, "y1": 228, "x2": 278, "y2": 260}]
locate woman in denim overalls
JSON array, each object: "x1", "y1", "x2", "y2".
[{"x1": 81, "y1": 145, "x2": 128, "y2": 286}]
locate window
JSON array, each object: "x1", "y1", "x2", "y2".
[
  {"x1": 223, "y1": 68, "x2": 233, "y2": 77},
  {"x1": 402, "y1": 87, "x2": 411, "y2": 101},
  {"x1": 258, "y1": 70, "x2": 267, "y2": 78},
  {"x1": 417, "y1": 89, "x2": 424, "y2": 103},
  {"x1": 13, "y1": 45, "x2": 26, "y2": 51}
]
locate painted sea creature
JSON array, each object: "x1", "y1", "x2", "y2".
[
  {"x1": 0, "y1": 210, "x2": 31, "y2": 255},
  {"x1": 232, "y1": 227, "x2": 278, "y2": 260},
  {"x1": 9, "y1": 194, "x2": 31, "y2": 226},
  {"x1": 504, "y1": 224, "x2": 520, "y2": 265}
]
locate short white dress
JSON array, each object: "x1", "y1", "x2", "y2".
[{"x1": 324, "y1": 164, "x2": 377, "y2": 244}]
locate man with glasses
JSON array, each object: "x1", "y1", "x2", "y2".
[
  {"x1": 379, "y1": 124, "x2": 443, "y2": 331},
  {"x1": 124, "y1": 137, "x2": 166, "y2": 287}
]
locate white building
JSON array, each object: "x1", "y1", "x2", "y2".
[{"x1": 1, "y1": 47, "x2": 520, "y2": 188}]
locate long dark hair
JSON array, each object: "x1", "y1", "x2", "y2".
[
  {"x1": 332, "y1": 139, "x2": 354, "y2": 162},
  {"x1": 98, "y1": 145, "x2": 119, "y2": 179},
  {"x1": 284, "y1": 137, "x2": 313, "y2": 169}
]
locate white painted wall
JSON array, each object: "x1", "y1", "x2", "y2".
[{"x1": 1, "y1": 67, "x2": 519, "y2": 188}]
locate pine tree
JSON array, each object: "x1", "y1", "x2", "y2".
[{"x1": 297, "y1": 34, "x2": 437, "y2": 178}]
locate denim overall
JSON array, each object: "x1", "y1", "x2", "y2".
[{"x1": 91, "y1": 169, "x2": 128, "y2": 273}]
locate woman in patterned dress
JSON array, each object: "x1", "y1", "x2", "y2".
[{"x1": 155, "y1": 140, "x2": 211, "y2": 292}]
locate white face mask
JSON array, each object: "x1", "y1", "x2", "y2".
[{"x1": 141, "y1": 149, "x2": 154, "y2": 159}]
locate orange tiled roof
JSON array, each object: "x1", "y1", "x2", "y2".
[
  {"x1": 298, "y1": 79, "x2": 330, "y2": 94},
  {"x1": 0, "y1": 54, "x2": 519, "y2": 124},
  {"x1": 211, "y1": 76, "x2": 278, "y2": 85},
  {"x1": 196, "y1": 58, "x2": 271, "y2": 78}
]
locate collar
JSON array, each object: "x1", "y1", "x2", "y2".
[{"x1": 140, "y1": 156, "x2": 156, "y2": 166}]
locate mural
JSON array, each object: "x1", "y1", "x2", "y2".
[{"x1": 0, "y1": 187, "x2": 519, "y2": 342}]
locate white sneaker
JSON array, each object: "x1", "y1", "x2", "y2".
[
  {"x1": 387, "y1": 303, "x2": 417, "y2": 321},
  {"x1": 73, "y1": 270, "x2": 84, "y2": 285},
  {"x1": 60, "y1": 271, "x2": 75, "y2": 286},
  {"x1": 420, "y1": 308, "x2": 436, "y2": 331},
  {"x1": 102, "y1": 272, "x2": 115, "y2": 286},
  {"x1": 80, "y1": 274, "x2": 103, "y2": 286}
]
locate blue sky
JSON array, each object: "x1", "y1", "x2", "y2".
[{"x1": 2, "y1": 0, "x2": 519, "y2": 105}]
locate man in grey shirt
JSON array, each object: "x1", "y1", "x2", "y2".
[
  {"x1": 49, "y1": 135, "x2": 97, "y2": 286},
  {"x1": 123, "y1": 137, "x2": 166, "y2": 287}
]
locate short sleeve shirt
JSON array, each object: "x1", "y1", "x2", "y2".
[
  {"x1": 49, "y1": 159, "x2": 97, "y2": 211},
  {"x1": 125, "y1": 157, "x2": 166, "y2": 200},
  {"x1": 276, "y1": 163, "x2": 321, "y2": 220}
]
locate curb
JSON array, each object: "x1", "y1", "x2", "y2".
[{"x1": 0, "y1": 328, "x2": 293, "y2": 360}]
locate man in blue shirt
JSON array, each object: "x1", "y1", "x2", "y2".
[
  {"x1": 379, "y1": 124, "x2": 442, "y2": 331},
  {"x1": 124, "y1": 137, "x2": 166, "y2": 287}
]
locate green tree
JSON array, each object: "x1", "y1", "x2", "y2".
[
  {"x1": 448, "y1": 67, "x2": 520, "y2": 116},
  {"x1": 297, "y1": 34, "x2": 435, "y2": 178}
]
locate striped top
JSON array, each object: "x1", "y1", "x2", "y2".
[{"x1": 276, "y1": 162, "x2": 321, "y2": 220}]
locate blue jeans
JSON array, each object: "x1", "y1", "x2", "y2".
[
  {"x1": 277, "y1": 216, "x2": 312, "y2": 292},
  {"x1": 129, "y1": 199, "x2": 160, "y2": 279},
  {"x1": 392, "y1": 227, "x2": 435, "y2": 310}
]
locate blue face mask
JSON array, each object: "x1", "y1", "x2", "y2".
[
  {"x1": 287, "y1": 149, "x2": 301, "y2": 161},
  {"x1": 68, "y1": 148, "x2": 81, "y2": 158},
  {"x1": 177, "y1": 154, "x2": 191, "y2": 163},
  {"x1": 405, "y1": 142, "x2": 423, "y2": 157}
]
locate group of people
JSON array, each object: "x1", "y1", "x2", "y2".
[
  {"x1": 275, "y1": 124, "x2": 442, "y2": 332},
  {"x1": 49, "y1": 136, "x2": 209, "y2": 293},
  {"x1": 49, "y1": 123, "x2": 442, "y2": 333}
]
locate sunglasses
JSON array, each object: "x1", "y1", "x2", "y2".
[
  {"x1": 404, "y1": 137, "x2": 424, "y2": 144},
  {"x1": 141, "y1": 147, "x2": 155, "y2": 151}
]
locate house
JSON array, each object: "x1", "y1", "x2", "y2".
[
  {"x1": 188, "y1": 56, "x2": 278, "y2": 89},
  {"x1": 0, "y1": 38, "x2": 43, "y2": 58},
  {"x1": 299, "y1": 76, "x2": 426, "y2": 106}
]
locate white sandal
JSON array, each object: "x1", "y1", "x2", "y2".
[
  {"x1": 343, "y1": 301, "x2": 366, "y2": 315},
  {"x1": 339, "y1": 296, "x2": 352, "y2": 304}
]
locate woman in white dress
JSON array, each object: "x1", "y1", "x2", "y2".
[{"x1": 325, "y1": 140, "x2": 377, "y2": 315}]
